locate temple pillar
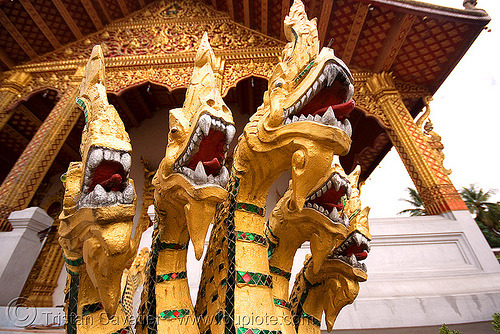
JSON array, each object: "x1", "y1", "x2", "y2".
[
  {"x1": 366, "y1": 72, "x2": 467, "y2": 215},
  {"x1": 0, "y1": 68, "x2": 83, "y2": 231},
  {"x1": 0, "y1": 207, "x2": 53, "y2": 306},
  {"x1": 0, "y1": 71, "x2": 32, "y2": 130}
]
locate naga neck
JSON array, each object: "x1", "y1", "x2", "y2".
[
  {"x1": 64, "y1": 264, "x2": 131, "y2": 334},
  {"x1": 150, "y1": 201, "x2": 200, "y2": 334},
  {"x1": 233, "y1": 135, "x2": 293, "y2": 207}
]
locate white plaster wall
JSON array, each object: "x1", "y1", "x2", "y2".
[{"x1": 0, "y1": 208, "x2": 53, "y2": 306}]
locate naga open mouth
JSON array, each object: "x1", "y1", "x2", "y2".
[
  {"x1": 174, "y1": 113, "x2": 236, "y2": 187},
  {"x1": 331, "y1": 232, "x2": 371, "y2": 272},
  {"x1": 79, "y1": 147, "x2": 134, "y2": 207},
  {"x1": 283, "y1": 61, "x2": 355, "y2": 137},
  {"x1": 304, "y1": 171, "x2": 352, "y2": 227}
]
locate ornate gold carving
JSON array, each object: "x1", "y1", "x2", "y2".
[
  {"x1": 366, "y1": 72, "x2": 466, "y2": 214},
  {"x1": 17, "y1": 0, "x2": 284, "y2": 74},
  {"x1": 221, "y1": 58, "x2": 277, "y2": 96},
  {"x1": 105, "y1": 65, "x2": 193, "y2": 94},
  {"x1": 0, "y1": 71, "x2": 33, "y2": 128},
  {"x1": 136, "y1": 157, "x2": 157, "y2": 235},
  {"x1": 417, "y1": 97, "x2": 452, "y2": 176}
]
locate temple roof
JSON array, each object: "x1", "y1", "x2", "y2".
[
  {"x1": 0, "y1": 0, "x2": 491, "y2": 184},
  {"x1": 0, "y1": 0, "x2": 490, "y2": 93}
]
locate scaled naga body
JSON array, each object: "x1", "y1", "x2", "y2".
[{"x1": 59, "y1": 1, "x2": 370, "y2": 333}]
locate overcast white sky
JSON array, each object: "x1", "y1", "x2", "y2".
[{"x1": 360, "y1": 0, "x2": 500, "y2": 217}]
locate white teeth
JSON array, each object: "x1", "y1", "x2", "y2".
[
  {"x1": 218, "y1": 166, "x2": 229, "y2": 187},
  {"x1": 346, "y1": 83, "x2": 354, "y2": 101},
  {"x1": 207, "y1": 174, "x2": 215, "y2": 184},
  {"x1": 354, "y1": 233, "x2": 362, "y2": 246},
  {"x1": 107, "y1": 191, "x2": 117, "y2": 204},
  {"x1": 321, "y1": 184, "x2": 328, "y2": 195},
  {"x1": 285, "y1": 118, "x2": 292, "y2": 125},
  {"x1": 313, "y1": 203, "x2": 319, "y2": 210},
  {"x1": 313, "y1": 81, "x2": 319, "y2": 92},
  {"x1": 226, "y1": 124, "x2": 236, "y2": 144},
  {"x1": 307, "y1": 114, "x2": 314, "y2": 121},
  {"x1": 326, "y1": 66, "x2": 339, "y2": 86},
  {"x1": 292, "y1": 115, "x2": 299, "y2": 123},
  {"x1": 94, "y1": 184, "x2": 107, "y2": 203},
  {"x1": 330, "y1": 207, "x2": 338, "y2": 220},
  {"x1": 349, "y1": 254, "x2": 357, "y2": 264},
  {"x1": 192, "y1": 132, "x2": 199, "y2": 143},
  {"x1": 319, "y1": 206, "x2": 325, "y2": 213},
  {"x1": 313, "y1": 114, "x2": 322, "y2": 122},
  {"x1": 346, "y1": 185, "x2": 352, "y2": 199},
  {"x1": 88, "y1": 148, "x2": 103, "y2": 170},
  {"x1": 123, "y1": 184, "x2": 134, "y2": 203},
  {"x1": 309, "y1": 193, "x2": 316, "y2": 201},
  {"x1": 322, "y1": 107, "x2": 335, "y2": 125},
  {"x1": 116, "y1": 192, "x2": 123, "y2": 203},
  {"x1": 199, "y1": 114, "x2": 211, "y2": 137},
  {"x1": 319, "y1": 73, "x2": 326, "y2": 85},
  {"x1": 194, "y1": 161, "x2": 208, "y2": 184},
  {"x1": 343, "y1": 213, "x2": 350, "y2": 227},
  {"x1": 181, "y1": 166, "x2": 194, "y2": 179},
  {"x1": 121, "y1": 153, "x2": 131, "y2": 172},
  {"x1": 299, "y1": 114, "x2": 306, "y2": 121},
  {"x1": 343, "y1": 119, "x2": 352, "y2": 137},
  {"x1": 300, "y1": 95, "x2": 306, "y2": 105},
  {"x1": 327, "y1": 180, "x2": 333, "y2": 190},
  {"x1": 103, "y1": 150, "x2": 112, "y2": 161},
  {"x1": 306, "y1": 89, "x2": 313, "y2": 100},
  {"x1": 334, "y1": 178, "x2": 340, "y2": 191}
]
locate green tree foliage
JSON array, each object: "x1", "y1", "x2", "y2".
[
  {"x1": 398, "y1": 187, "x2": 428, "y2": 216},
  {"x1": 460, "y1": 184, "x2": 500, "y2": 240},
  {"x1": 492, "y1": 313, "x2": 500, "y2": 333},
  {"x1": 439, "y1": 324, "x2": 461, "y2": 334},
  {"x1": 398, "y1": 185, "x2": 500, "y2": 248}
]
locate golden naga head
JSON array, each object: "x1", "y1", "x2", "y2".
[
  {"x1": 243, "y1": 0, "x2": 355, "y2": 211},
  {"x1": 291, "y1": 164, "x2": 371, "y2": 331},
  {"x1": 255, "y1": 0, "x2": 354, "y2": 145},
  {"x1": 268, "y1": 156, "x2": 354, "y2": 273},
  {"x1": 59, "y1": 45, "x2": 136, "y2": 317},
  {"x1": 154, "y1": 33, "x2": 235, "y2": 260}
]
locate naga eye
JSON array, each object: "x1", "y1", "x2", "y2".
[
  {"x1": 171, "y1": 127, "x2": 178, "y2": 134},
  {"x1": 275, "y1": 81, "x2": 283, "y2": 88}
]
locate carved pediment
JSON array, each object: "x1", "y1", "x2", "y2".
[{"x1": 19, "y1": 0, "x2": 284, "y2": 71}]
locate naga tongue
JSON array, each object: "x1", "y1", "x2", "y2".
[
  {"x1": 203, "y1": 158, "x2": 221, "y2": 176},
  {"x1": 311, "y1": 99, "x2": 355, "y2": 118},
  {"x1": 100, "y1": 174, "x2": 123, "y2": 191}
]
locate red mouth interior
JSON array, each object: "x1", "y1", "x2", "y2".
[
  {"x1": 186, "y1": 130, "x2": 225, "y2": 177},
  {"x1": 343, "y1": 241, "x2": 368, "y2": 261},
  {"x1": 89, "y1": 160, "x2": 126, "y2": 192},
  {"x1": 297, "y1": 81, "x2": 355, "y2": 120},
  {"x1": 310, "y1": 183, "x2": 346, "y2": 213}
]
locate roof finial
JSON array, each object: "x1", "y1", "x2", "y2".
[{"x1": 463, "y1": 0, "x2": 478, "y2": 9}]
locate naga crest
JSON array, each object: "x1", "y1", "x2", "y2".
[
  {"x1": 154, "y1": 32, "x2": 235, "y2": 259},
  {"x1": 59, "y1": 45, "x2": 137, "y2": 316}
]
